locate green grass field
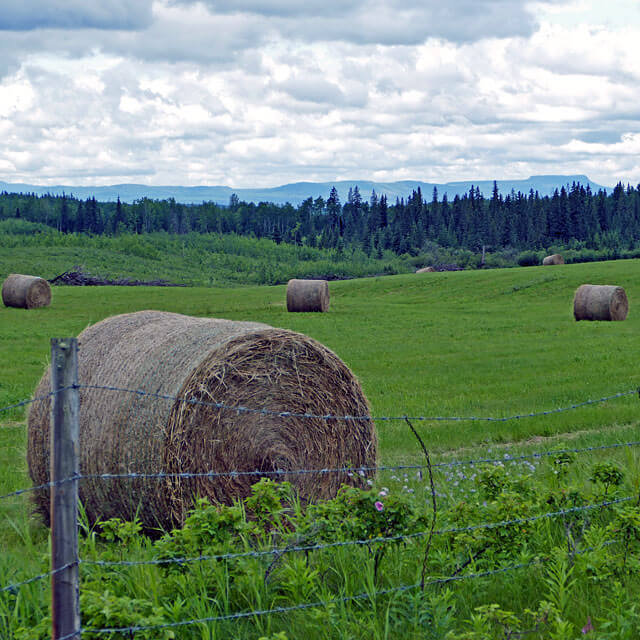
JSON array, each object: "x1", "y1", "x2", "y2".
[
  {"x1": 2, "y1": 258, "x2": 640, "y2": 638},
  {"x1": 2, "y1": 258, "x2": 639, "y2": 450}
]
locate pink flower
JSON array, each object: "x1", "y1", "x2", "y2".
[
  {"x1": 582, "y1": 617, "x2": 593, "y2": 634},
  {"x1": 374, "y1": 501, "x2": 384, "y2": 511}
]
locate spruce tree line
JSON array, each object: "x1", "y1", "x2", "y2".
[{"x1": 1, "y1": 181, "x2": 639, "y2": 256}]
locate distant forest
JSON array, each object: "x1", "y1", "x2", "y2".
[{"x1": 2, "y1": 181, "x2": 640, "y2": 258}]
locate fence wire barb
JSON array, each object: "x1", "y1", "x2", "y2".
[
  {"x1": 0, "y1": 475, "x2": 80, "y2": 502},
  {"x1": 0, "y1": 388, "x2": 64, "y2": 414},
  {"x1": 73, "y1": 383, "x2": 638, "y2": 423},
  {"x1": 0, "y1": 561, "x2": 78, "y2": 595}
]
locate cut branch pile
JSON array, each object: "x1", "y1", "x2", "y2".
[{"x1": 48, "y1": 267, "x2": 185, "y2": 287}]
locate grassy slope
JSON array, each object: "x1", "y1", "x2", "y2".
[{"x1": 0, "y1": 229, "x2": 407, "y2": 287}]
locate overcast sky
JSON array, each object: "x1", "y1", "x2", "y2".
[{"x1": 0, "y1": 0, "x2": 639, "y2": 188}]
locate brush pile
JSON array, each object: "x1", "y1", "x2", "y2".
[{"x1": 48, "y1": 267, "x2": 184, "y2": 287}]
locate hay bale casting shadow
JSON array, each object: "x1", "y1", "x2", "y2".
[
  {"x1": 416, "y1": 267, "x2": 436, "y2": 273},
  {"x1": 27, "y1": 311, "x2": 376, "y2": 531},
  {"x1": 2, "y1": 274, "x2": 51, "y2": 309},
  {"x1": 573, "y1": 284, "x2": 629, "y2": 321},
  {"x1": 543, "y1": 254, "x2": 564, "y2": 266},
  {"x1": 286, "y1": 279, "x2": 330, "y2": 312}
]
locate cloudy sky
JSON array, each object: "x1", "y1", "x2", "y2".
[{"x1": 0, "y1": 0, "x2": 639, "y2": 188}]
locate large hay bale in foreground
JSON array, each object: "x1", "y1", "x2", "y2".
[
  {"x1": 2, "y1": 274, "x2": 51, "y2": 308},
  {"x1": 286, "y1": 279, "x2": 330, "y2": 312},
  {"x1": 543, "y1": 254, "x2": 564, "y2": 266},
  {"x1": 27, "y1": 311, "x2": 375, "y2": 530},
  {"x1": 573, "y1": 284, "x2": 629, "y2": 321},
  {"x1": 416, "y1": 267, "x2": 436, "y2": 273}
]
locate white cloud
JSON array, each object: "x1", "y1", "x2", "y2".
[{"x1": 0, "y1": 0, "x2": 638, "y2": 188}]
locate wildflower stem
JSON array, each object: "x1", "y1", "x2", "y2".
[{"x1": 405, "y1": 417, "x2": 437, "y2": 590}]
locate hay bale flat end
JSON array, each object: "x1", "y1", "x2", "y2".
[
  {"x1": 286, "y1": 279, "x2": 330, "y2": 312},
  {"x1": 573, "y1": 284, "x2": 628, "y2": 321},
  {"x1": 2, "y1": 274, "x2": 51, "y2": 309}
]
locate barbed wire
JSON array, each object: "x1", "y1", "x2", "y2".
[
  {"x1": 0, "y1": 383, "x2": 636, "y2": 426},
  {"x1": 74, "y1": 383, "x2": 639, "y2": 423},
  {"x1": 69, "y1": 539, "x2": 619, "y2": 638},
  {"x1": 0, "y1": 389, "x2": 63, "y2": 414},
  {"x1": 0, "y1": 384, "x2": 637, "y2": 424},
  {"x1": 80, "y1": 495, "x2": 632, "y2": 569},
  {"x1": 66, "y1": 561, "x2": 542, "y2": 637},
  {"x1": 2, "y1": 366, "x2": 637, "y2": 637},
  {"x1": 0, "y1": 476, "x2": 78, "y2": 502},
  {"x1": 77, "y1": 438, "x2": 640, "y2": 484},
  {"x1": 0, "y1": 561, "x2": 77, "y2": 595},
  {"x1": 4, "y1": 438, "x2": 640, "y2": 502}
]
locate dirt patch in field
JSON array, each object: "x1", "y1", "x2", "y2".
[{"x1": 440, "y1": 422, "x2": 640, "y2": 460}]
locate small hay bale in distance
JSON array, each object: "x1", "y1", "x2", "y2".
[
  {"x1": 2, "y1": 274, "x2": 51, "y2": 309},
  {"x1": 416, "y1": 267, "x2": 436, "y2": 273},
  {"x1": 286, "y1": 278, "x2": 330, "y2": 312},
  {"x1": 542, "y1": 254, "x2": 564, "y2": 266},
  {"x1": 573, "y1": 284, "x2": 629, "y2": 321},
  {"x1": 27, "y1": 310, "x2": 376, "y2": 531}
]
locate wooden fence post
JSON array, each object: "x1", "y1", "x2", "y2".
[{"x1": 50, "y1": 338, "x2": 81, "y2": 640}]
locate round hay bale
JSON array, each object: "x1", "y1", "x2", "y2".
[
  {"x1": 573, "y1": 284, "x2": 629, "y2": 321},
  {"x1": 286, "y1": 279, "x2": 330, "y2": 312},
  {"x1": 2, "y1": 274, "x2": 51, "y2": 309},
  {"x1": 27, "y1": 311, "x2": 376, "y2": 530},
  {"x1": 542, "y1": 254, "x2": 564, "y2": 266},
  {"x1": 416, "y1": 267, "x2": 436, "y2": 273}
]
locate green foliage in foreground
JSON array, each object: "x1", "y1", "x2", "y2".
[{"x1": 3, "y1": 454, "x2": 640, "y2": 639}]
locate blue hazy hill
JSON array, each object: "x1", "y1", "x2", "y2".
[{"x1": 0, "y1": 175, "x2": 610, "y2": 205}]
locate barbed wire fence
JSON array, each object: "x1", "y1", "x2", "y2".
[{"x1": 0, "y1": 337, "x2": 639, "y2": 638}]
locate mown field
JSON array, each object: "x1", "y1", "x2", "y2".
[{"x1": 2, "y1": 259, "x2": 640, "y2": 638}]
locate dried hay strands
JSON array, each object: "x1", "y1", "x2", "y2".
[
  {"x1": 286, "y1": 279, "x2": 330, "y2": 312},
  {"x1": 2, "y1": 274, "x2": 52, "y2": 309},
  {"x1": 27, "y1": 310, "x2": 376, "y2": 531},
  {"x1": 543, "y1": 254, "x2": 564, "y2": 265},
  {"x1": 416, "y1": 267, "x2": 436, "y2": 273},
  {"x1": 573, "y1": 284, "x2": 629, "y2": 321}
]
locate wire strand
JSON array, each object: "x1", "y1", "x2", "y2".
[{"x1": 73, "y1": 383, "x2": 639, "y2": 423}]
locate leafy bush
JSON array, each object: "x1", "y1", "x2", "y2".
[{"x1": 517, "y1": 250, "x2": 541, "y2": 267}]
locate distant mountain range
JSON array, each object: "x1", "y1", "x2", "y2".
[{"x1": 0, "y1": 175, "x2": 611, "y2": 206}]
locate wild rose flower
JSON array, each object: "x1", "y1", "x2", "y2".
[
  {"x1": 581, "y1": 617, "x2": 593, "y2": 634},
  {"x1": 374, "y1": 501, "x2": 384, "y2": 511}
]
